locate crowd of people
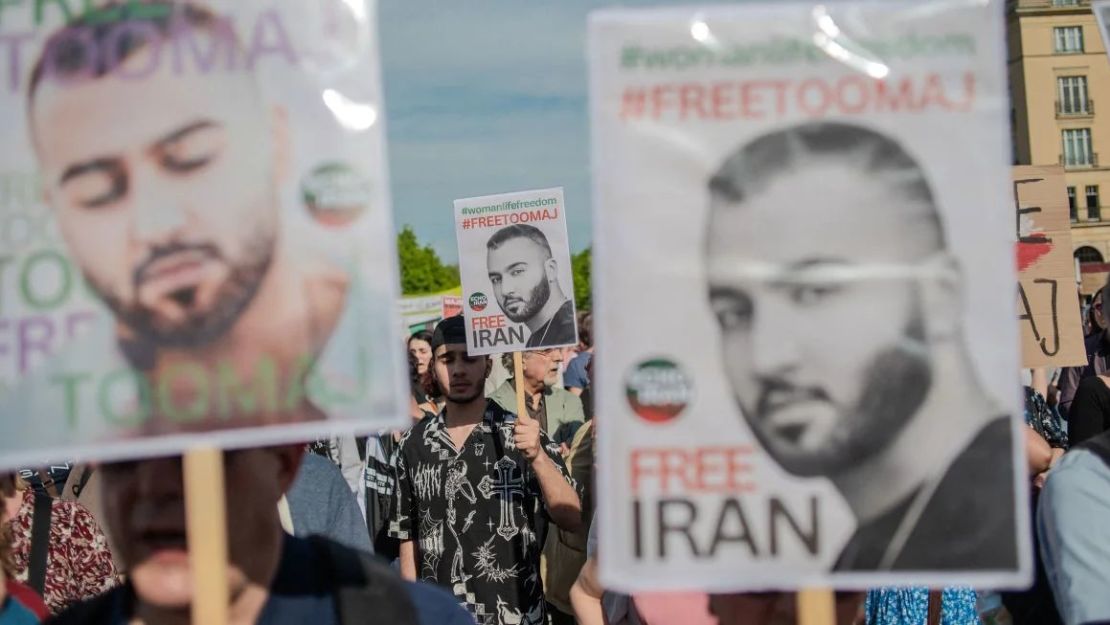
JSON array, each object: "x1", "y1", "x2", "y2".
[{"x1": 0, "y1": 288, "x2": 1108, "y2": 625}]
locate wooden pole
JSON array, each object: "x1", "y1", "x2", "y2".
[
  {"x1": 184, "y1": 448, "x2": 229, "y2": 625},
  {"x1": 512, "y1": 351, "x2": 528, "y2": 418},
  {"x1": 797, "y1": 588, "x2": 836, "y2": 625}
]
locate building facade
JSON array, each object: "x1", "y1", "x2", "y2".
[{"x1": 1009, "y1": 0, "x2": 1110, "y2": 297}]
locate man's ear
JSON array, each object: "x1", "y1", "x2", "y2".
[
  {"x1": 544, "y1": 258, "x2": 559, "y2": 282},
  {"x1": 919, "y1": 255, "x2": 963, "y2": 342},
  {"x1": 485, "y1": 356, "x2": 493, "y2": 380}
]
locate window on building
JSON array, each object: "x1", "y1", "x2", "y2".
[
  {"x1": 1069, "y1": 186, "x2": 1078, "y2": 221},
  {"x1": 1055, "y1": 26, "x2": 1085, "y2": 53},
  {"x1": 1063, "y1": 128, "x2": 1094, "y2": 166},
  {"x1": 1076, "y1": 246, "x2": 1104, "y2": 266},
  {"x1": 1088, "y1": 185, "x2": 1101, "y2": 220},
  {"x1": 1058, "y1": 76, "x2": 1090, "y2": 114},
  {"x1": 1053, "y1": 0, "x2": 1079, "y2": 5}
]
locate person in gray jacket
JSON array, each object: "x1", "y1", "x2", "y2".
[{"x1": 286, "y1": 452, "x2": 373, "y2": 554}]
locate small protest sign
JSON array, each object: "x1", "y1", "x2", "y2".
[
  {"x1": 1013, "y1": 166, "x2": 1086, "y2": 368},
  {"x1": 0, "y1": 0, "x2": 408, "y2": 470},
  {"x1": 589, "y1": 1, "x2": 1028, "y2": 591},
  {"x1": 454, "y1": 188, "x2": 578, "y2": 356}
]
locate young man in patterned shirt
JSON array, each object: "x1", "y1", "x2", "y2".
[{"x1": 390, "y1": 315, "x2": 581, "y2": 625}]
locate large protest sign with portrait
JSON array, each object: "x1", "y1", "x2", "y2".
[
  {"x1": 0, "y1": 0, "x2": 408, "y2": 469},
  {"x1": 454, "y1": 188, "x2": 578, "y2": 356},
  {"x1": 589, "y1": 2, "x2": 1029, "y2": 590}
]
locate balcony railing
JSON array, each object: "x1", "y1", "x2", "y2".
[
  {"x1": 1060, "y1": 153, "x2": 1099, "y2": 168},
  {"x1": 1057, "y1": 99, "x2": 1094, "y2": 117},
  {"x1": 1012, "y1": 0, "x2": 1090, "y2": 12}
]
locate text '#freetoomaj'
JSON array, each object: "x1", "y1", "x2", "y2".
[{"x1": 618, "y1": 73, "x2": 976, "y2": 122}]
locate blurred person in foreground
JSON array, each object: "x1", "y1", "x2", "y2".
[
  {"x1": 49, "y1": 447, "x2": 472, "y2": 625},
  {"x1": 1038, "y1": 425, "x2": 1110, "y2": 625}
]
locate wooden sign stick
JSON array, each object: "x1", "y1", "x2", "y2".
[
  {"x1": 184, "y1": 447, "x2": 230, "y2": 625},
  {"x1": 513, "y1": 351, "x2": 528, "y2": 418},
  {"x1": 797, "y1": 588, "x2": 836, "y2": 625}
]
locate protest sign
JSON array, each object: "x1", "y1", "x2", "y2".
[
  {"x1": 1013, "y1": 166, "x2": 1085, "y2": 368},
  {"x1": 454, "y1": 187, "x2": 578, "y2": 356},
  {"x1": 589, "y1": 1, "x2": 1028, "y2": 591},
  {"x1": 0, "y1": 0, "x2": 408, "y2": 470}
]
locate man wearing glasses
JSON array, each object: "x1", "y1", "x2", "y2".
[{"x1": 491, "y1": 350, "x2": 585, "y2": 446}]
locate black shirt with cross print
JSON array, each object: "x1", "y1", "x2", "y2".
[{"x1": 388, "y1": 399, "x2": 575, "y2": 625}]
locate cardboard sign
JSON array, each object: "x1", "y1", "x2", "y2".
[
  {"x1": 454, "y1": 188, "x2": 578, "y2": 356},
  {"x1": 0, "y1": 0, "x2": 408, "y2": 470},
  {"x1": 589, "y1": 1, "x2": 1028, "y2": 591},
  {"x1": 1014, "y1": 166, "x2": 1086, "y2": 368}
]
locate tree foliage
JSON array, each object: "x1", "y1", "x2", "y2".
[
  {"x1": 397, "y1": 226, "x2": 460, "y2": 295},
  {"x1": 571, "y1": 247, "x2": 592, "y2": 311}
]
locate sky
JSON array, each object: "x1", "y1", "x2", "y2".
[{"x1": 379, "y1": 0, "x2": 704, "y2": 264}]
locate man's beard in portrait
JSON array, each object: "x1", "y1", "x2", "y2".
[
  {"x1": 740, "y1": 312, "x2": 933, "y2": 478},
  {"x1": 91, "y1": 232, "x2": 276, "y2": 359},
  {"x1": 501, "y1": 275, "x2": 550, "y2": 324}
]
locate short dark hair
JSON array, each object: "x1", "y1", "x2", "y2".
[
  {"x1": 708, "y1": 121, "x2": 946, "y2": 253},
  {"x1": 577, "y1": 311, "x2": 592, "y2": 348},
  {"x1": 487, "y1": 224, "x2": 553, "y2": 259},
  {"x1": 28, "y1": 1, "x2": 233, "y2": 106},
  {"x1": 408, "y1": 330, "x2": 434, "y2": 350},
  {"x1": 430, "y1": 315, "x2": 467, "y2": 352}
]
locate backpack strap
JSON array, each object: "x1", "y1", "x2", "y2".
[
  {"x1": 307, "y1": 536, "x2": 421, "y2": 625},
  {"x1": 28, "y1": 491, "x2": 54, "y2": 595}
]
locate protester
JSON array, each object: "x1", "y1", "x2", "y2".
[
  {"x1": 1059, "y1": 286, "x2": 1110, "y2": 417},
  {"x1": 563, "y1": 313, "x2": 593, "y2": 398},
  {"x1": 541, "y1": 419, "x2": 594, "y2": 624},
  {"x1": 0, "y1": 474, "x2": 47, "y2": 625},
  {"x1": 1085, "y1": 288, "x2": 1105, "y2": 338},
  {"x1": 284, "y1": 453, "x2": 373, "y2": 554},
  {"x1": 1039, "y1": 426, "x2": 1110, "y2": 625},
  {"x1": 389, "y1": 315, "x2": 581, "y2": 624},
  {"x1": 50, "y1": 447, "x2": 471, "y2": 625},
  {"x1": 863, "y1": 588, "x2": 977, "y2": 625},
  {"x1": 1064, "y1": 375, "x2": 1110, "y2": 446},
  {"x1": 410, "y1": 331, "x2": 442, "y2": 416},
  {"x1": 491, "y1": 350, "x2": 585, "y2": 449},
  {"x1": 1002, "y1": 371, "x2": 1068, "y2": 625},
  {"x1": 306, "y1": 437, "x2": 368, "y2": 517},
  {"x1": 409, "y1": 331, "x2": 435, "y2": 381},
  {"x1": 1, "y1": 474, "x2": 119, "y2": 614}
]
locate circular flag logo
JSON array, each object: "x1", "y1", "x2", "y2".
[
  {"x1": 626, "y1": 359, "x2": 692, "y2": 424},
  {"x1": 301, "y1": 162, "x2": 372, "y2": 228},
  {"x1": 469, "y1": 292, "x2": 488, "y2": 312}
]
